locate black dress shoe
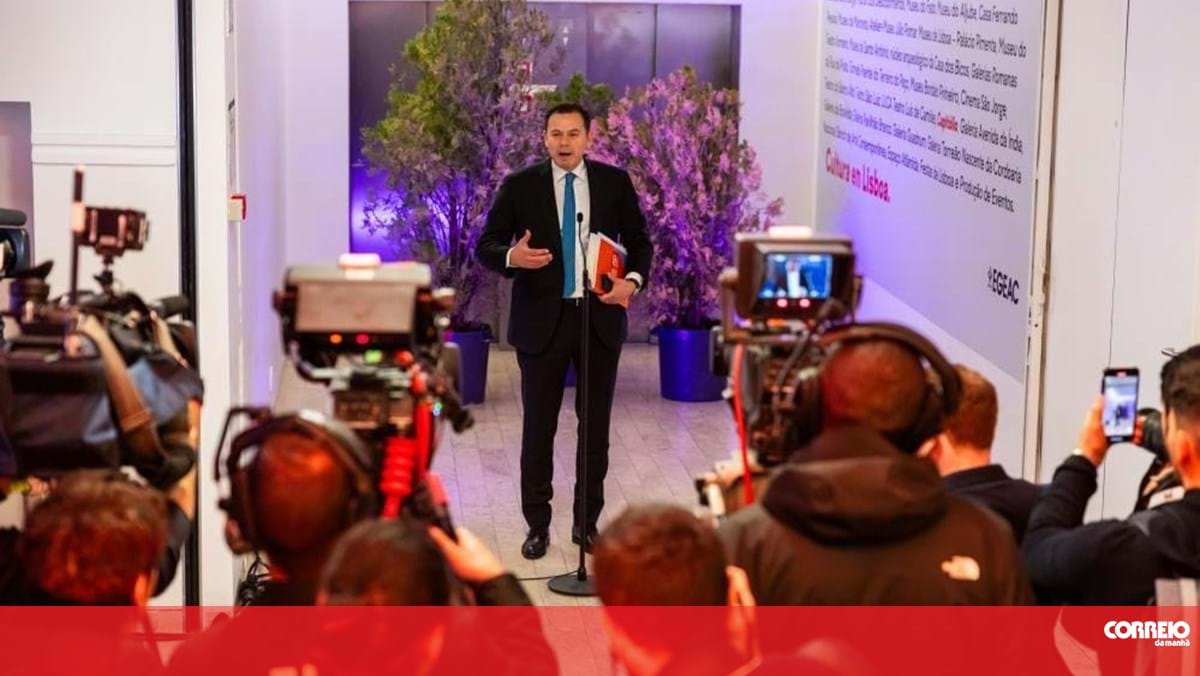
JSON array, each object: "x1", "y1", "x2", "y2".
[
  {"x1": 570, "y1": 526, "x2": 599, "y2": 553},
  {"x1": 521, "y1": 529, "x2": 550, "y2": 560}
]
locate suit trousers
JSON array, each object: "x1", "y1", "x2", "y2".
[{"x1": 516, "y1": 299, "x2": 621, "y2": 532}]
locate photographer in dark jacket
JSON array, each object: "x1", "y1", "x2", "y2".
[
  {"x1": 719, "y1": 330, "x2": 1032, "y2": 605},
  {"x1": 1023, "y1": 345, "x2": 1200, "y2": 605}
]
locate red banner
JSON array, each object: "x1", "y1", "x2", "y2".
[{"x1": 1, "y1": 606, "x2": 1197, "y2": 675}]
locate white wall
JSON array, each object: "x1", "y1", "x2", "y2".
[
  {"x1": 232, "y1": 0, "x2": 289, "y2": 409},
  {"x1": 194, "y1": 0, "x2": 239, "y2": 605},
  {"x1": 738, "y1": 0, "x2": 820, "y2": 225},
  {"x1": 1040, "y1": 0, "x2": 1200, "y2": 517},
  {"x1": 282, "y1": 3, "x2": 351, "y2": 267},
  {"x1": 0, "y1": 0, "x2": 180, "y2": 303}
]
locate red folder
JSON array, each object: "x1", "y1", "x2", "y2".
[{"x1": 586, "y1": 232, "x2": 627, "y2": 293}]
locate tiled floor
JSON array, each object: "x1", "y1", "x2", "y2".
[{"x1": 276, "y1": 343, "x2": 739, "y2": 607}]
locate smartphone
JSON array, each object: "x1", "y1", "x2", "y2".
[{"x1": 1101, "y1": 368, "x2": 1140, "y2": 442}]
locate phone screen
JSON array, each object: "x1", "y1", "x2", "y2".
[{"x1": 1101, "y1": 369, "x2": 1140, "y2": 441}]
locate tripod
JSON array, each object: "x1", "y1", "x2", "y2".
[{"x1": 549, "y1": 213, "x2": 597, "y2": 597}]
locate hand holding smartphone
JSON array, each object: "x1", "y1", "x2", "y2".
[{"x1": 1101, "y1": 368, "x2": 1140, "y2": 443}]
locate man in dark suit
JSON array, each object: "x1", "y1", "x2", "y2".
[{"x1": 476, "y1": 103, "x2": 652, "y2": 559}]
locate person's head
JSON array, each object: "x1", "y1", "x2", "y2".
[
  {"x1": 920, "y1": 365, "x2": 997, "y2": 475},
  {"x1": 820, "y1": 339, "x2": 930, "y2": 451},
  {"x1": 594, "y1": 504, "x2": 756, "y2": 675},
  {"x1": 317, "y1": 519, "x2": 452, "y2": 675},
  {"x1": 544, "y1": 102, "x2": 592, "y2": 171},
  {"x1": 318, "y1": 518, "x2": 452, "y2": 606},
  {"x1": 21, "y1": 469, "x2": 167, "y2": 605},
  {"x1": 1161, "y1": 346, "x2": 1200, "y2": 487},
  {"x1": 248, "y1": 431, "x2": 359, "y2": 578}
]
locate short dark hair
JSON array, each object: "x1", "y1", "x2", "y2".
[
  {"x1": 943, "y1": 364, "x2": 997, "y2": 450},
  {"x1": 319, "y1": 519, "x2": 451, "y2": 605},
  {"x1": 251, "y1": 432, "x2": 357, "y2": 564},
  {"x1": 21, "y1": 470, "x2": 167, "y2": 604},
  {"x1": 544, "y1": 102, "x2": 592, "y2": 131},
  {"x1": 1161, "y1": 345, "x2": 1200, "y2": 426},
  {"x1": 820, "y1": 340, "x2": 928, "y2": 447},
  {"x1": 594, "y1": 504, "x2": 727, "y2": 606}
]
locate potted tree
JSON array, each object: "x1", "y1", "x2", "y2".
[
  {"x1": 593, "y1": 67, "x2": 782, "y2": 402},
  {"x1": 361, "y1": 0, "x2": 564, "y2": 404}
]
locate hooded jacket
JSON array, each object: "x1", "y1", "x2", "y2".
[
  {"x1": 1023, "y1": 454, "x2": 1200, "y2": 604},
  {"x1": 718, "y1": 426, "x2": 1033, "y2": 605}
]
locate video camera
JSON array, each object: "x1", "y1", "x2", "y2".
[
  {"x1": 0, "y1": 168, "x2": 201, "y2": 487},
  {"x1": 0, "y1": 207, "x2": 30, "y2": 278},
  {"x1": 215, "y1": 254, "x2": 473, "y2": 535},
  {"x1": 697, "y1": 228, "x2": 861, "y2": 516}
]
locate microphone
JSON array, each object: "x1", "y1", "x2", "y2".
[
  {"x1": 0, "y1": 208, "x2": 26, "y2": 227},
  {"x1": 148, "y1": 295, "x2": 190, "y2": 319}
]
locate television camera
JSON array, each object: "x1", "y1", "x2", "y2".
[
  {"x1": 697, "y1": 228, "x2": 861, "y2": 516},
  {"x1": 214, "y1": 254, "x2": 474, "y2": 538},
  {"x1": 0, "y1": 168, "x2": 201, "y2": 487}
]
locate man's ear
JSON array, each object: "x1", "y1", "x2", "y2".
[
  {"x1": 132, "y1": 571, "x2": 156, "y2": 607},
  {"x1": 917, "y1": 435, "x2": 943, "y2": 461},
  {"x1": 1173, "y1": 424, "x2": 1199, "y2": 477}
]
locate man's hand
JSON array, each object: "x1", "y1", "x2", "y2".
[
  {"x1": 1077, "y1": 395, "x2": 1145, "y2": 467},
  {"x1": 597, "y1": 272, "x2": 635, "y2": 309},
  {"x1": 1077, "y1": 396, "x2": 1110, "y2": 466},
  {"x1": 509, "y1": 230, "x2": 553, "y2": 269},
  {"x1": 428, "y1": 526, "x2": 506, "y2": 585},
  {"x1": 167, "y1": 464, "x2": 197, "y2": 521}
]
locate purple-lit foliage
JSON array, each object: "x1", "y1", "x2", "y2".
[
  {"x1": 592, "y1": 67, "x2": 783, "y2": 328},
  {"x1": 361, "y1": 0, "x2": 564, "y2": 327}
]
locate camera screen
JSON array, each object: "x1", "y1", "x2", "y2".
[
  {"x1": 1102, "y1": 373, "x2": 1139, "y2": 438},
  {"x1": 758, "y1": 254, "x2": 833, "y2": 300},
  {"x1": 295, "y1": 281, "x2": 415, "y2": 334}
]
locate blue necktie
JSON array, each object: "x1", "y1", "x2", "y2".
[{"x1": 561, "y1": 172, "x2": 576, "y2": 297}]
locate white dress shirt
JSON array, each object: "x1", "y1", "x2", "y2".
[{"x1": 507, "y1": 159, "x2": 643, "y2": 296}]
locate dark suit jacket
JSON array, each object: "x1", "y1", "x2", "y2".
[
  {"x1": 476, "y1": 159, "x2": 652, "y2": 354},
  {"x1": 943, "y1": 464, "x2": 1043, "y2": 543}
]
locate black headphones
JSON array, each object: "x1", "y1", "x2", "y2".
[
  {"x1": 788, "y1": 322, "x2": 963, "y2": 454},
  {"x1": 215, "y1": 408, "x2": 379, "y2": 551}
]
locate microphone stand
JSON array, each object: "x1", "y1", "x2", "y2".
[{"x1": 549, "y1": 212, "x2": 596, "y2": 597}]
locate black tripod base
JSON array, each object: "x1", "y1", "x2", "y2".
[{"x1": 548, "y1": 569, "x2": 596, "y2": 597}]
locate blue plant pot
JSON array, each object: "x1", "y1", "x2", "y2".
[
  {"x1": 657, "y1": 326, "x2": 725, "y2": 402},
  {"x1": 446, "y1": 329, "x2": 489, "y2": 406}
]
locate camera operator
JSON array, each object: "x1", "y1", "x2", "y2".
[
  {"x1": 718, "y1": 336, "x2": 1032, "y2": 605},
  {"x1": 918, "y1": 365, "x2": 1042, "y2": 543},
  {"x1": 222, "y1": 426, "x2": 371, "y2": 605},
  {"x1": 1022, "y1": 345, "x2": 1200, "y2": 605}
]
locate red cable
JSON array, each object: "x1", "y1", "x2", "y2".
[{"x1": 730, "y1": 344, "x2": 754, "y2": 505}]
